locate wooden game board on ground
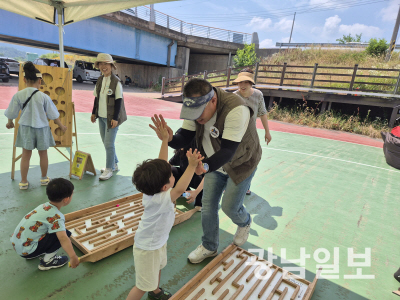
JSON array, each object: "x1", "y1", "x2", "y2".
[
  {"x1": 171, "y1": 244, "x2": 321, "y2": 300},
  {"x1": 65, "y1": 193, "x2": 198, "y2": 263}
]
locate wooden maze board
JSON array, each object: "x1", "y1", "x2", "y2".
[
  {"x1": 171, "y1": 244, "x2": 320, "y2": 300},
  {"x1": 17, "y1": 64, "x2": 73, "y2": 147},
  {"x1": 64, "y1": 193, "x2": 199, "y2": 263}
]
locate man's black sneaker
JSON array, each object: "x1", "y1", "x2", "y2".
[
  {"x1": 148, "y1": 287, "x2": 172, "y2": 300},
  {"x1": 38, "y1": 255, "x2": 69, "y2": 271}
]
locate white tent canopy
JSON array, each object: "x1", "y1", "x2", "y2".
[{"x1": 0, "y1": 0, "x2": 176, "y2": 64}]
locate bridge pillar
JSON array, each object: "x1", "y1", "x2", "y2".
[
  {"x1": 176, "y1": 46, "x2": 190, "y2": 75},
  {"x1": 251, "y1": 32, "x2": 259, "y2": 49}
]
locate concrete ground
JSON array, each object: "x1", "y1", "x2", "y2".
[{"x1": 0, "y1": 86, "x2": 398, "y2": 300}]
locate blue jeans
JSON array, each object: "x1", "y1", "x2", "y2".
[
  {"x1": 201, "y1": 169, "x2": 256, "y2": 251},
  {"x1": 98, "y1": 117, "x2": 119, "y2": 169}
]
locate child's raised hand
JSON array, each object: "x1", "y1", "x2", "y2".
[
  {"x1": 159, "y1": 124, "x2": 169, "y2": 141},
  {"x1": 187, "y1": 148, "x2": 204, "y2": 167},
  {"x1": 149, "y1": 114, "x2": 173, "y2": 142}
]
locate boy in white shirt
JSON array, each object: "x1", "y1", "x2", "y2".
[{"x1": 126, "y1": 116, "x2": 203, "y2": 300}]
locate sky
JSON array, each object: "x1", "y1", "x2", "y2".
[
  {"x1": 1, "y1": 0, "x2": 400, "y2": 54},
  {"x1": 153, "y1": 0, "x2": 400, "y2": 47}
]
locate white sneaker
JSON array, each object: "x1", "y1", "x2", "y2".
[
  {"x1": 99, "y1": 168, "x2": 113, "y2": 181},
  {"x1": 233, "y1": 216, "x2": 252, "y2": 246},
  {"x1": 188, "y1": 244, "x2": 217, "y2": 264},
  {"x1": 101, "y1": 163, "x2": 118, "y2": 173}
]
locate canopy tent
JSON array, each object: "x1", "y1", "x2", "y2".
[{"x1": 0, "y1": 0, "x2": 176, "y2": 65}]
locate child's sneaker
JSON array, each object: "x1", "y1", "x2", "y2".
[
  {"x1": 38, "y1": 255, "x2": 68, "y2": 271},
  {"x1": 40, "y1": 177, "x2": 51, "y2": 186},
  {"x1": 148, "y1": 288, "x2": 172, "y2": 300},
  {"x1": 19, "y1": 181, "x2": 29, "y2": 190}
]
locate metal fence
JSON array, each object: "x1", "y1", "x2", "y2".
[{"x1": 123, "y1": 6, "x2": 251, "y2": 44}]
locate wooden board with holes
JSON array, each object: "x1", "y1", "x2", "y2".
[
  {"x1": 64, "y1": 193, "x2": 199, "y2": 263},
  {"x1": 16, "y1": 65, "x2": 73, "y2": 147},
  {"x1": 171, "y1": 244, "x2": 321, "y2": 300},
  {"x1": 11, "y1": 65, "x2": 74, "y2": 179}
]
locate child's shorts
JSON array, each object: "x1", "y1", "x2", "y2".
[
  {"x1": 15, "y1": 125, "x2": 56, "y2": 151},
  {"x1": 133, "y1": 243, "x2": 167, "y2": 291}
]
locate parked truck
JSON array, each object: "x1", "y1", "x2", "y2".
[{"x1": 73, "y1": 60, "x2": 101, "y2": 84}]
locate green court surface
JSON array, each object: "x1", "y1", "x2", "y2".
[{"x1": 0, "y1": 111, "x2": 399, "y2": 300}]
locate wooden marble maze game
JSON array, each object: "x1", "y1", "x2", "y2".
[
  {"x1": 171, "y1": 244, "x2": 321, "y2": 300},
  {"x1": 64, "y1": 193, "x2": 199, "y2": 263}
]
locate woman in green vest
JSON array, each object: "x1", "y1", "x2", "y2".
[{"x1": 90, "y1": 53, "x2": 127, "y2": 181}]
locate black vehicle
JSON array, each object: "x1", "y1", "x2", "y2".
[{"x1": 0, "y1": 59, "x2": 10, "y2": 82}]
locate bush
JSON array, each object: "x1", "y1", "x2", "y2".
[
  {"x1": 233, "y1": 43, "x2": 259, "y2": 68},
  {"x1": 365, "y1": 38, "x2": 388, "y2": 56}
]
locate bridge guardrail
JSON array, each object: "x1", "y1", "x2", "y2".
[{"x1": 123, "y1": 6, "x2": 251, "y2": 44}]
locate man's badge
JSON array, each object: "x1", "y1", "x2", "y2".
[{"x1": 210, "y1": 126, "x2": 219, "y2": 138}]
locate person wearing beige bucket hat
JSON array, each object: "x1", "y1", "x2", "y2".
[
  {"x1": 234, "y1": 67, "x2": 272, "y2": 195},
  {"x1": 91, "y1": 53, "x2": 127, "y2": 181}
]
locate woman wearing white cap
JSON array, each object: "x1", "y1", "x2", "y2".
[
  {"x1": 91, "y1": 53, "x2": 127, "y2": 181},
  {"x1": 233, "y1": 67, "x2": 272, "y2": 195}
]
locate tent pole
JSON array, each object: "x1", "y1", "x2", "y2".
[{"x1": 58, "y1": 10, "x2": 64, "y2": 67}]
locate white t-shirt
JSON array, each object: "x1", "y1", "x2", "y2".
[
  {"x1": 134, "y1": 189, "x2": 175, "y2": 251},
  {"x1": 182, "y1": 106, "x2": 250, "y2": 173},
  {"x1": 93, "y1": 76, "x2": 123, "y2": 118}
]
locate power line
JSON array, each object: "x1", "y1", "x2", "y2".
[{"x1": 167, "y1": 0, "x2": 386, "y2": 23}]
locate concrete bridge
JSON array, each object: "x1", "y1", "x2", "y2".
[{"x1": 0, "y1": 6, "x2": 255, "y2": 86}]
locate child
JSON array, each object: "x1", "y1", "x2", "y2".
[
  {"x1": 169, "y1": 136, "x2": 204, "y2": 209},
  {"x1": 4, "y1": 61, "x2": 67, "y2": 189},
  {"x1": 126, "y1": 116, "x2": 203, "y2": 300},
  {"x1": 10, "y1": 178, "x2": 80, "y2": 270}
]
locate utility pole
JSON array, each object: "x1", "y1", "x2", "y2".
[
  {"x1": 386, "y1": 5, "x2": 400, "y2": 61},
  {"x1": 289, "y1": 12, "x2": 296, "y2": 44}
]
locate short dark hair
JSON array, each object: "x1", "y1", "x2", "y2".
[
  {"x1": 46, "y1": 178, "x2": 74, "y2": 202},
  {"x1": 240, "y1": 67, "x2": 254, "y2": 74},
  {"x1": 23, "y1": 61, "x2": 41, "y2": 83},
  {"x1": 132, "y1": 159, "x2": 172, "y2": 195},
  {"x1": 183, "y1": 78, "x2": 212, "y2": 98}
]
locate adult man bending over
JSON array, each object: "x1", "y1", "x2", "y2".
[{"x1": 150, "y1": 78, "x2": 262, "y2": 263}]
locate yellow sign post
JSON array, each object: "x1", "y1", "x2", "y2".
[{"x1": 70, "y1": 151, "x2": 96, "y2": 179}]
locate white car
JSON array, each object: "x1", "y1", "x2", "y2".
[
  {"x1": 73, "y1": 60, "x2": 101, "y2": 84},
  {"x1": 0, "y1": 57, "x2": 20, "y2": 75}
]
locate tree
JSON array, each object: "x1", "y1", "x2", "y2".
[
  {"x1": 40, "y1": 53, "x2": 59, "y2": 59},
  {"x1": 365, "y1": 38, "x2": 388, "y2": 56},
  {"x1": 336, "y1": 33, "x2": 362, "y2": 44},
  {"x1": 233, "y1": 43, "x2": 259, "y2": 68}
]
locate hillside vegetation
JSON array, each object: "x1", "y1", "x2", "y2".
[{"x1": 260, "y1": 48, "x2": 398, "y2": 138}]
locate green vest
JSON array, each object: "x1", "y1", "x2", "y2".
[
  {"x1": 93, "y1": 74, "x2": 127, "y2": 129},
  {"x1": 195, "y1": 87, "x2": 262, "y2": 184}
]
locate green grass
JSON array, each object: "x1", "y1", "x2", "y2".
[{"x1": 268, "y1": 103, "x2": 390, "y2": 139}]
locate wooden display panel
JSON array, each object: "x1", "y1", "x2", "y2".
[
  {"x1": 171, "y1": 244, "x2": 321, "y2": 300},
  {"x1": 11, "y1": 64, "x2": 77, "y2": 179},
  {"x1": 64, "y1": 193, "x2": 199, "y2": 263},
  {"x1": 70, "y1": 150, "x2": 96, "y2": 179}
]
